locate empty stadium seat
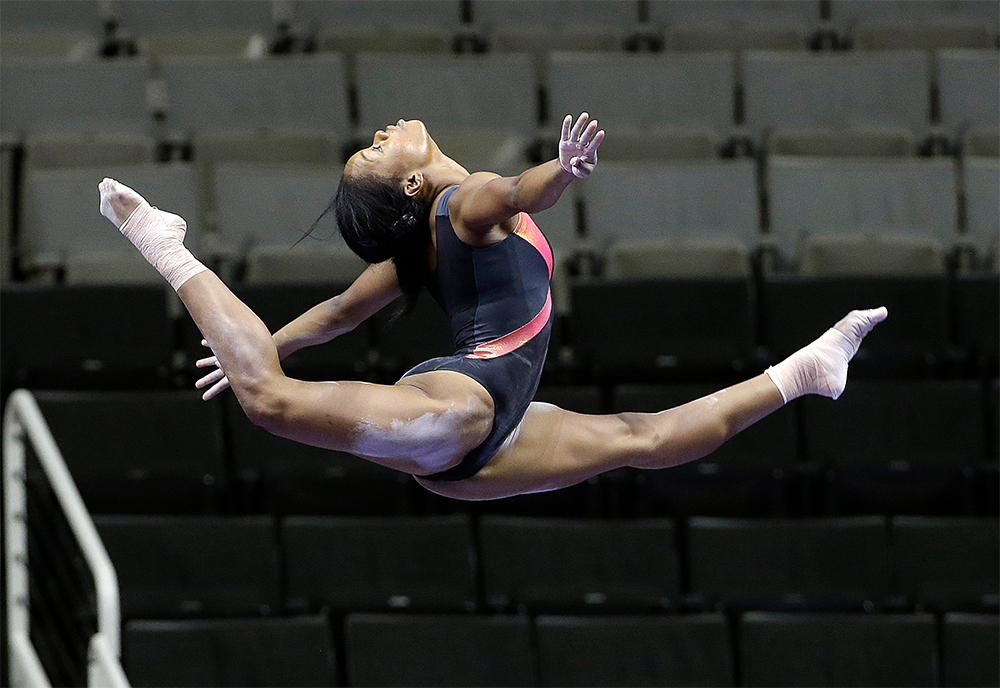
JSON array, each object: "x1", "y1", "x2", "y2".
[
  {"x1": 0, "y1": 57, "x2": 152, "y2": 136},
  {"x1": 953, "y1": 273, "x2": 1000, "y2": 371},
  {"x1": 596, "y1": 126, "x2": 721, "y2": 162},
  {"x1": 244, "y1": 244, "x2": 367, "y2": 285},
  {"x1": 761, "y1": 273, "x2": 949, "y2": 375},
  {"x1": 124, "y1": 614, "x2": 336, "y2": 687},
  {"x1": 535, "y1": 614, "x2": 734, "y2": 687},
  {"x1": 94, "y1": 515, "x2": 280, "y2": 618},
  {"x1": 112, "y1": 0, "x2": 275, "y2": 35},
  {"x1": 830, "y1": 0, "x2": 999, "y2": 25},
  {"x1": 766, "y1": 126, "x2": 918, "y2": 157},
  {"x1": 224, "y1": 396, "x2": 416, "y2": 517},
  {"x1": 613, "y1": 383, "x2": 799, "y2": 517},
  {"x1": 649, "y1": 0, "x2": 820, "y2": 24},
  {"x1": 852, "y1": 18, "x2": 997, "y2": 50},
  {"x1": 296, "y1": 0, "x2": 464, "y2": 30},
  {"x1": 283, "y1": 515, "x2": 477, "y2": 612},
  {"x1": 24, "y1": 131, "x2": 156, "y2": 169},
  {"x1": 33, "y1": 390, "x2": 226, "y2": 514},
  {"x1": 942, "y1": 613, "x2": 1000, "y2": 687},
  {"x1": 210, "y1": 162, "x2": 343, "y2": 258},
  {"x1": 938, "y1": 49, "x2": 1000, "y2": 129},
  {"x1": 1, "y1": 284, "x2": 174, "y2": 390},
  {"x1": 193, "y1": 130, "x2": 342, "y2": 225},
  {"x1": 548, "y1": 52, "x2": 736, "y2": 132},
  {"x1": 584, "y1": 160, "x2": 759, "y2": 247},
  {"x1": 891, "y1": 516, "x2": 999, "y2": 611},
  {"x1": 355, "y1": 53, "x2": 536, "y2": 135},
  {"x1": 666, "y1": 20, "x2": 811, "y2": 51},
  {"x1": 20, "y1": 162, "x2": 200, "y2": 278},
  {"x1": 1, "y1": 138, "x2": 15, "y2": 283},
  {"x1": 798, "y1": 234, "x2": 947, "y2": 277},
  {"x1": 345, "y1": 613, "x2": 534, "y2": 687},
  {"x1": 569, "y1": 277, "x2": 755, "y2": 378},
  {"x1": 160, "y1": 55, "x2": 349, "y2": 134},
  {"x1": 687, "y1": 516, "x2": 889, "y2": 610},
  {"x1": 740, "y1": 612, "x2": 937, "y2": 687},
  {"x1": 767, "y1": 157, "x2": 958, "y2": 263},
  {"x1": 963, "y1": 156, "x2": 999, "y2": 263},
  {"x1": 603, "y1": 238, "x2": 752, "y2": 280},
  {"x1": 478, "y1": 516, "x2": 679, "y2": 612},
  {"x1": 802, "y1": 380, "x2": 986, "y2": 514},
  {"x1": 743, "y1": 51, "x2": 930, "y2": 134},
  {"x1": 0, "y1": 0, "x2": 104, "y2": 34}
]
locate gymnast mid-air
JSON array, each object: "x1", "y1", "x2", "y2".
[{"x1": 98, "y1": 112, "x2": 885, "y2": 501}]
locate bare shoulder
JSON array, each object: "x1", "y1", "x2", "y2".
[{"x1": 446, "y1": 172, "x2": 519, "y2": 237}]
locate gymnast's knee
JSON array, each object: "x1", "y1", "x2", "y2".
[{"x1": 236, "y1": 378, "x2": 292, "y2": 433}]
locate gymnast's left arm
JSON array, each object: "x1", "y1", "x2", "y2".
[{"x1": 452, "y1": 112, "x2": 605, "y2": 231}]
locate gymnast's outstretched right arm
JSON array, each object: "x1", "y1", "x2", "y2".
[{"x1": 195, "y1": 259, "x2": 401, "y2": 399}]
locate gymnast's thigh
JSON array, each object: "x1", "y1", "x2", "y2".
[{"x1": 415, "y1": 401, "x2": 639, "y2": 501}]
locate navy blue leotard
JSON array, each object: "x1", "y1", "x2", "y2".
[{"x1": 402, "y1": 185, "x2": 553, "y2": 481}]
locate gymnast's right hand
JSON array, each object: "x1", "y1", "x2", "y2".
[
  {"x1": 558, "y1": 112, "x2": 605, "y2": 179},
  {"x1": 195, "y1": 340, "x2": 230, "y2": 401}
]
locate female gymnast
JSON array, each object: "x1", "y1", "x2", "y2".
[{"x1": 98, "y1": 113, "x2": 886, "y2": 501}]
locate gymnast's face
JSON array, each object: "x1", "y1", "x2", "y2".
[{"x1": 345, "y1": 119, "x2": 437, "y2": 186}]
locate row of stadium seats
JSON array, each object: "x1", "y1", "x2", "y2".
[
  {"x1": 2, "y1": 50, "x2": 996, "y2": 139},
  {"x1": 4, "y1": 274, "x2": 996, "y2": 391},
  {"x1": 119, "y1": 610, "x2": 998, "y2": 687},
  {"x1": 3, "y1": 153, "x2": 998, "y2": 284},
  {"x1": 3, "y1": 0, "x2": 997, "y2": 59},
  {"x1": 23, "y1": 383, "x2": 999, "y2": 518},
  {"x1": 82, "y1": 513, "x2": 997, "y2": 618}
]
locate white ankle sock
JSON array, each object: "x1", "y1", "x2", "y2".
[
  {"x1": 100, "y1": 178, "x2": 207, "y2": 291},
  {"x1": 765, "y1": 307, "x2": 888, "y2": 403}
]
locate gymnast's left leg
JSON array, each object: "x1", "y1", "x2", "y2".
[
  {"x1": 98, "y1": 179, "x2": 493, "y2": 475},
  {"x1": 417, "y1": 307, "x2": 887, "y2": 501}
]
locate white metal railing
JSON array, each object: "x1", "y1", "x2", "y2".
[{"x1": 4, "y1": 389, "x2": 129, "y2": 688}]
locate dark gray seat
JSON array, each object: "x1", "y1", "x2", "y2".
[
  {"x1": 33, "y1": 391, "x2": 225, "y2": 514},
  {"x1": 687, "y1": 516, "x2": 889, "y2": 610},
  {"x1": 124, "y1": 614, "x2": 336, "y2": 687},
  {"x1": 892, "y1": 516, "x2": 999, "y2": 611},
  {"x1": 740, "y1": 612, "x2": 937, "y2": 687},
  {"x1": 283, "y1": 515, "x2": 477, "y2": 612},
  {"x1": 479, "y1": 516, "x2": 679, "y2": 612},
  {"x1": 345, "y1": 613, "x2": 533, "y2": 687},
  {"x1": 535, "y1": 614, "x2": 733, "y2": 687},
  {"x1": 942, "y1": 612, "x2": 1000, "y2": 687},
  {"x1": 94, "y1": 515, "x2": 280, "y2": 618}
]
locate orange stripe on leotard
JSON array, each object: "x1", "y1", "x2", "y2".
[{"x1": 466, "y1": 213, "x2": 553, "y2": 360}]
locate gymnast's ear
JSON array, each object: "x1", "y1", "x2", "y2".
[{"x1": 403, "y1": 171, "x2": 424, "y2": 198}]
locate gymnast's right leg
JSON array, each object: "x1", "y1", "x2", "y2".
[
  {"x1": 418, "y1": 308, "x2": 887, "y2": 501},
  {"x1": 98, "y1": 179, "x2": 493, "y2": 476}
]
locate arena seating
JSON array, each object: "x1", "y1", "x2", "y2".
[
  {"x1": 124, "y1": 615, "x2": 337, "y2": 687},
  {"x1": 2, "y1": 2, "x2": 997, "y2": 686},
  {"x1": 478, "y1": 516, "x2": 679, "y2": 612},
  {"x1": 739, "y1": 612, "x2": 938, "y2": 687},
  {"x1": 534, "y1": 614, "x2": 734, "y2": 687}
]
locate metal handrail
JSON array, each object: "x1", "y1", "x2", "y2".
[{"x1": 4, "y1": 389, "x2": 127, "y2": 687}]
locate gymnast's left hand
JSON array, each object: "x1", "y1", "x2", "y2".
[
  {"x1": 195, "y1": 340, "x2": 230, "y2": 401},
  {"x1": 559, "y1": 112, "x2": 605, "y2": 179}
]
